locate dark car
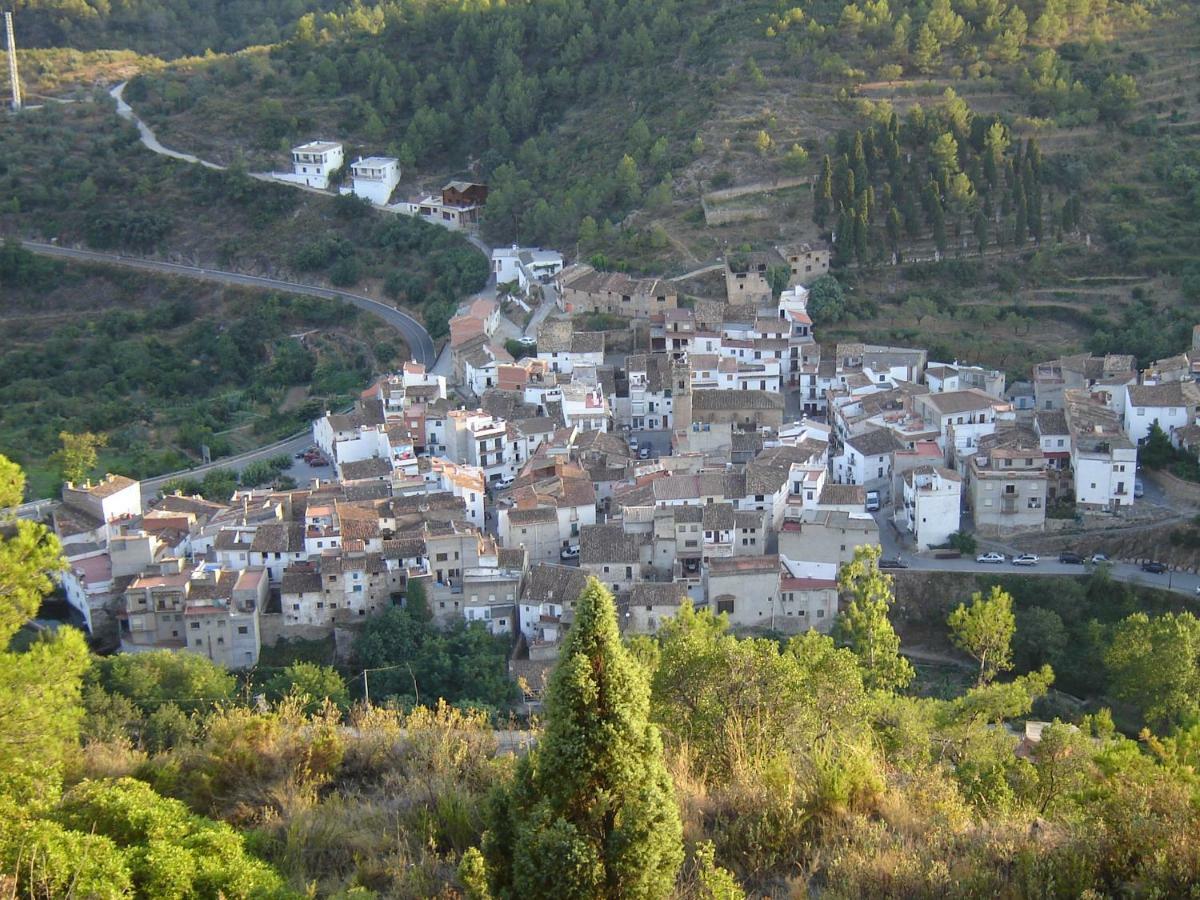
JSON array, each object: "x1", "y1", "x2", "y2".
[
  {"x1": 878, "y1": 557, "x2": 909, "y2": 569},
  {"x1": 1141, "y1": 561, "x2": 1168, "y2": 574},
  {"x1": 1058, "y1": 552, "x2": 1084, "y2": 564}
]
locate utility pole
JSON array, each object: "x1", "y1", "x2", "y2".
[
  {"x1": 361, "y1": 668, "x2": 369, "y2": 705},
  {"x1": 4, "y1": 11, "x2": 21, "y2": 112}
]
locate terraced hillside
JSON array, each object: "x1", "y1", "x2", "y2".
[{"x1": 5, "y1": 0, "x2": 1199, "y2": 377}]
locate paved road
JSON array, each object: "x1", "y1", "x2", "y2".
[
  {"x1": 15, "y1": 241, "x2": 435, "y2": 507},
  {"x1": 23, "y1": 241, "x2": 435, "y2": 366},
  {"x1": 874, "y1": 510, "x2": 1200, "y2": 597}
]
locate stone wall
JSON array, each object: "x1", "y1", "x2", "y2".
[
  {"x1": 1146, "y1": 468, "x2": 1200, "y2": 507},
  {"x1": 259, "y1": 612, "x2": 334, "y2": 648}
]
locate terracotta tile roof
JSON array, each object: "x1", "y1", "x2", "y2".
[
  {"x1": 580, "y1": 524, "x2": 641, "y2": 564},
  {"x1": 250, "y1": 523, "x2": 305, "y2": 553},
  {"x1": 507, "y1": 507, "x2": 558, "y2": 526},
  {"x1": 692, "y1": 389, "x2": 785, "y2": 411},
  {"x1": 630, "y1": 582, "x2": 688, "y2": 607},
  {"x1": 523, "y1": 563, "x2": 589, "y2": 606},
  {"x1": 281, "y1": 569, "x2": 322, "y2": 594},
  {"x1": 341, "y1": 457, "x2": 393, "y2": 481},
  {"x1": 818, "y1": 484, "x2": 866, "y2": 506}
]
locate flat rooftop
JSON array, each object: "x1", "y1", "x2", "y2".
[
  {"x1": 353, "y1": 156, "x2": 398, "y2": 168},
  {"x1": 294, "y1": 140, "x2": 341, "y2": 153}
]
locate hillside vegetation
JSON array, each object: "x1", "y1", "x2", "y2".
[
  {"x1": 111, "y1": 0, "x2": 1200, "y2": 375},
  {"x1": 8, "y1": 511, "x2": 1200, "y2": 896},
  {"x1": 0, "y1": 248, "x2": 390, "y2": 498},
  {"x1": 10, "y1": 0, "x2": 343, "y2": 57},
  {"x1": 0, "y1": 101, "x2": 487, "y2": 338}
]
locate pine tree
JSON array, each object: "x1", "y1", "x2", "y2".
[
  {"x1": 482, "y1": 579, "x2": 683, "y2": 899},
  {"x1": 833, "y1": 546, "x2": 914, "y2": 692}
]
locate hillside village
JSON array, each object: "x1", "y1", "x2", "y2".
[{"x1": 45, "y1": 207, "x2": 1200, "y2": 695}]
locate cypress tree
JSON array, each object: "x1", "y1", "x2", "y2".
[
  {"x1": 814, "y1": 155, "x2": 834, "y2": 228},
  {"x1": 482, "y1": 578, "x2": 683, "y2": 899}
]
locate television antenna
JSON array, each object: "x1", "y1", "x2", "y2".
[{"x1": 4, "y1": 11, "x2": 21, "y2": 111}]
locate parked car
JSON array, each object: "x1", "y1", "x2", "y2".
[
  {"x1": 639, "y1": 446, "x2": 651, "y2": 459},
  {"x1": 1141, "y1": 560, "x2": 1168, "y2": 574},
  {"x1": 1058, "y1": 551, "x2": 1084, "y2": 564},
  {"x1": 493, "y1": 476, "x2": 515, "y2": 490},
  {"x1": 559, "y1": 544, "x2": 580, "y2": 560},
  {"x1": 629, "y1": 438, "x2": 639, "y2": 452},
  {"x1": 865, "y1": 490, "x2": 881, "y2": 512},
  {"x1": 1012, "y1": 554, "x2": 1039, "y2": 566},
  {"x1": 1090, "y1": 553, "x2": 1110, "y2": 564},
  {"x1": 976, "y1": 552, "x2": 1006, "y2": 564},
  {"x1": 1134, "y1": 479, "x2": 1145, "y2": 498},
  {"x1": 878, "y1": 557, "x2": 909, "y2": 569}
]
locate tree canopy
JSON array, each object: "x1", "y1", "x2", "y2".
[{"x1": 482, "y1": 577, "x2": 683, "y2": 898}]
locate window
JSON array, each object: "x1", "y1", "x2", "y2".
[
  {"x1": 1005, "y1": 484, "x2": 1016, "y2": 495},
  {"x1": 436, "y1": 552, "x2": 448, "y2": 562},
  {"x1": 189, "y1": 621, "x2": 200, "y2": 630},
  {"x1": 238, "y1": 625, "x2": 248, "y2": 635},
  {"x1": 1028, "y1": 497, "x2": 1042, "y2": 509},
  {"x1": 194, "y1": 639, "x2": 202, "y2": 647},
  {"x1": 716, "y1": 598, "x2": 735, "y2": 614}
]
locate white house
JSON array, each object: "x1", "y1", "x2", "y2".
[
  {"x1": 286, "y1": 141, "x2": 343, "y2": 190},
  {"x1": 444, "y1": 409, "x2": 514, "y2": 483},
  {"x1": 900, "y1": 465, "x2": 962, "y2": 548},
  {"x1": 560, "y1": 383, "x2": 612, "y2": 433},
  {"x1": 344, "y1": 156, "x2": 400, "y2": 206},
  {"x1": 1066, "y1": 390, "x2": 1139, "y2": 510},
  {"x1": 537, "y1": 319, "x2": 605, "y2": 375},
  {"x1": 421, "y1": 458, "x2": 486, "y2": 528},
  {"x1": 1123, "y1": 382, "x2": 1200, "y2": 446},
  {"x1": 832, "y1": 427, "x2": 901, "y2": 489},
  {"x1": 492, "y1": 245, "x2": 565, "y2": 294}
]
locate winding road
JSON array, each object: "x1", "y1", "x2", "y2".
[
  {"x1": 23, "y1": 241, "x2": 436, "y2": 366},
  {"x1": 15, "y1": 241, "x2": 436, "y2": 509}
]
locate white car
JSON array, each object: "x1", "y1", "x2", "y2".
[
  {"x1": 493, "y1": 476, "x2": 515, "y2": 490},
  {"x1": 560, "y1": 544, "x2": 580, "y2": 560},
  {"x1": 976, "y1": 552, "x2": 1006, "y2": 564},
  {"x1": 1011, "y1": 554, "x2": 1039, "y2": 566},
  {"x1": 1090, "y1": 554, "x2": 1110, "y2": 564},
  {"x1": 639, "y1": 447, "x2": 651, "y2": 459}
]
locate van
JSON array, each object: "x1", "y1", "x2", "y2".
[
  {"x1": 1134, "y1": 479, "x2": 1144, "y2": 498},
  {"x1": 865, "y1": 490, "x2": 881, "y2": 512}
]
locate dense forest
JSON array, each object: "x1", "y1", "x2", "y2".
[
  {"x1": 12, "y1": 0, "x2": 343, "y2": 56},
  {"x1": 120, "y1": 0, "x2": 1161, "y2": 251},
  {"x1": 7, "y1": 477, "x2": 1200, "y2": 896}
]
